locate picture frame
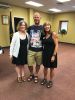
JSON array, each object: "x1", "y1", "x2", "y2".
[{"x1": 2, "y1": 15, "x2": 9, "y2": 25}]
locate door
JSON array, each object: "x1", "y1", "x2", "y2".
[{"x1": 14, "y1": 17, "x2": 24, "y2": 32}]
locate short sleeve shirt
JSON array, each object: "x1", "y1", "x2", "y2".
[{"x1": 28, "y1": 25, "x2": 43, "y2": 52}]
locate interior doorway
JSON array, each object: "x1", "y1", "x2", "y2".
[{"x1": 14, "y1": 17, "x2": 24, "y2": 32}]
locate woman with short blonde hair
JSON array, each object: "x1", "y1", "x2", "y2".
[{"x1": 10, "y1": 20, "x2": 28, "y2": 83}]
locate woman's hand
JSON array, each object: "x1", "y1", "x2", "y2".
[{"x1": 51, "y1": 55, "x2": 55, "y2": 62}]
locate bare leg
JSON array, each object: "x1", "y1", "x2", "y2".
[
  {"x1": 44, "y1": 67, "x2": 48, "y2": 80},
  {"x1": 15, "y1": 66, "x2": 22, "y2": 83},
  {"x1": 33, "y1": 65, "x2": 40, "y2": 83},
  {"x1": 21, "y1": 65, "x2": 25, "y2": 77},
  {"x1": 50, "y1": 68, "x2": 54, "y2": 81},
  {"x1": 21, "y1": 65, "x2": 26, "y2": 82},
  {"x1": 27, "y1": 66, "x2": 34, "y2": 82},
  {"x1": 41, "y1": 67, "x2": 48, "y2": 85},
  {"x1": 35, "y1": 65, "x2": 40, "y2": 76},
  {"x1": 46, "y1": 68, "x2": 54, "y2": 88},
  {"x1": 15, "y1": 66, "x2": 21, "y2": 77},
  {"x1": 28, "y1": 66, "x2": 33, "y2": 75}
]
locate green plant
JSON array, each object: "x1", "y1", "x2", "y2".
[{"x1": 60, "y1": 29, "x2": 67, "y2": 35}]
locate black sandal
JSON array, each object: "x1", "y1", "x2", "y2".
[
  {"x1": 46, "y1": 81, "x2": 53, "y2": 88},
  {"x1": 41, "y1": 79, "x2": 47, "y2": 85},
  {"x1": 34, "y1": 76, "x2": 38, "y2": 83},
  {"x1": 27, "y1": 74, "x2": 34, "y2": 82}
]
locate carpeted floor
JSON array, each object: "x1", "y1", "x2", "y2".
[{"x1": 0, "y1": 43, "x2": 75, "y2": 100}]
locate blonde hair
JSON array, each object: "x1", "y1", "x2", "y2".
[
  {"x1": 33, "y1": 12, "x2": 41, "y2": 18},
  {"x1": 43, "y1": 21, "x2": 52, "y2": 34},
  {"x1": 17, "y1": 20, "x2": 27, "y2": 31},
  {"x1": 43, "y1": 22, "x2": 51, "y2": 28}
]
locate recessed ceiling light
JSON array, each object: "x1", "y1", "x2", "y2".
[
  {"x1": 25, "y1": 1, "x2": 44, "y2": 7},
  {"x1": 57, "y1": 0, "x2": 71, "y2": 3},
  {"x1": 49, "y1": 8, "x2": 61, "y2": 12}
]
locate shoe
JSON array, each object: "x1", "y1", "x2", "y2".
[
  {"x1": 22, "y1": 76, "x2": 26, "y2": 82},
  {"x1": 17, "y1": 77, "x2": 22, "y2": 83},
  {"x1": 27, "y1": 74, "x2": 34, "y2": 82},
  {"x1": 34, "y1": 76, "x2": 38, "y2": 83},
  {"x1": 46, "y1": 81, "x2": 53, "y2": 88},
  {"x1": 41, "y1": 79, "x2": 47, "y2": 85}
]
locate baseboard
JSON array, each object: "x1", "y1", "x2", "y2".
[
  {"x1": 3, "y1": 46, "x2": 10, "y2": 48},
  {"x1": 59, "y1": 42, "x2": 75, "y2": 45}
]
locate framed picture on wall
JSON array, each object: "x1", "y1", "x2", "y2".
[{"x1": 2, "y1": 15, "x2": 9, "y2": 25}]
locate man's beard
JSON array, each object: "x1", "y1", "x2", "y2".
[{"x1": 35, "y1": 21, "x2": 40, "y2": 26}]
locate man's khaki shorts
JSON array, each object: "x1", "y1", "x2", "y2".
[{"x1": 28, "y1": 50, "x2": 42, "y2": 66}]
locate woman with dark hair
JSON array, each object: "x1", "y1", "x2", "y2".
[
  {"x1": 41, "y1": 22, "x2": 58, "y2": 88},
  {"x1": 10, "y1": 20, "x2": 28, "y2": 83}
]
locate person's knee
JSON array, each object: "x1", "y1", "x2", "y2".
[{"x1": 50, "y1": 68, "x2": 54, "y2": 72}]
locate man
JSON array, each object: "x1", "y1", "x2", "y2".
[{"x1": 27, "y1": 12, "x2": 43, "y2": 83}]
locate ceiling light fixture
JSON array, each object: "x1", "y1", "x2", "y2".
[
  {"x1": 57, "y1": 0, "x2": 71, "y2": 3},
  {"x1": 25, "y1": 1, "x2": 43, "y2": 7},
  {"x1": 0, "y1": 3, "x2": 10, "y2": 8},
  {"x1": 49, "y1": 8, "x2": 61, "y2": 12}
]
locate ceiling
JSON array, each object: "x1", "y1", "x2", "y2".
[{"x1": 0, "y1": 0, "x2": 75, "y2": 13}]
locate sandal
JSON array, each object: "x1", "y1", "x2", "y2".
[
  {"x1": 17, "y1": 77, "x2": 22, "y2": 83},
  {"x1": 46, "y1": 81, "x2": 53, "y2": 88},
  {"x1": 34, "y1": 76, "x2": 38, "y2": 83},
  {"x1": 27, "y1": 74, "x2": 34, "y2": 82},
  {"x1": 22, "y1": 76, "x2": 26, "y2": 82},
  {"x1": 41, "y1": 79, "x2": 47, "y2": 85}
]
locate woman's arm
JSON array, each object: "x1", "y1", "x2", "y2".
[
  {"x1": 9, "y1": 33, "x2": 16, "y2": 58},
  {"x1": 51, "y1": 32, "x2": 58, "y2": 62},
  {"x1": 52, "y1": 32, "x2": 58, "y2": 56}
]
